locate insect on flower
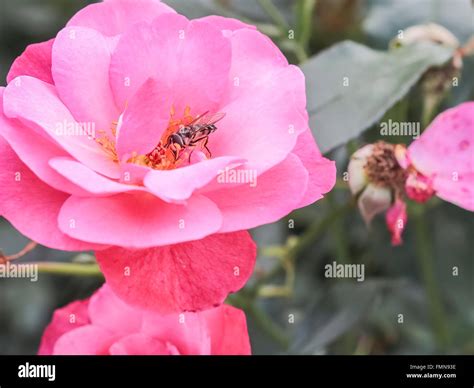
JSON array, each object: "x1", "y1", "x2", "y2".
[{"x1": 164, "y1": 111, "x2": 226, "y2": 161}]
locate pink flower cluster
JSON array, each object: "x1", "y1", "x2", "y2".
[{"x1": 39, "y1": 285, "x2": 250, "y2": 355}]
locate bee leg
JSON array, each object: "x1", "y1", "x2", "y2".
[
  {"x1": 201, "y1": 137, "x2": 212, "y2": 159},
  {"x1": 169, "y1": 143, "x2": 180, "y2": 161},
  {"x1": 187, "y1": 149, "x2": 194, "y2": 164}
]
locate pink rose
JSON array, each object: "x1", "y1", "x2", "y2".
[
  {"x1": 403, "y1": 102, "x2": 474, "y2": 211},
  {"x1": 0, "y1": 0, "x2": 335, "y2": 311},
  {"x1": 39, "y1": 284, "x2": 251, "y2": 355}
]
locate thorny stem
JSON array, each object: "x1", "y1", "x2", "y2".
[{"x1": 0, "y1": 241, "x2": 37, "y2": 263}]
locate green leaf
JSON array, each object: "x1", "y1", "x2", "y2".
[
  {"x1": 363, "y1": 0, "x2": 474, "y2": 47},
  {"x1": 302, "y1": 41, "x2": 454, "y2": 154}
]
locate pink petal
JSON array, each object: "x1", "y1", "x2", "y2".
[
  {"x1": 142, "y1": 312, "x2": 211, "y2": 355},
  {"x1": 57, "y1": 193, "x2": 222, "y2": 248},
  {"x1": 408, "y1": 102, "x2": 474, "y2": 210},
  {"x1": 66, "y1": 0, "x2": 175, "y2": 37},
  {"x1": 211, "y1": 65, "x2": 307, "y2": 174},
  {"x1": 52, "y1": 27, "x2": 119, "y2": 137},
  {"x1": 3, "y1": 76, "x2": 120, "y2": 179},
  {"x1": 116, "y1": 78, "x2": 170, "y2": 159},
  {"x1": 144, "y1": 156, "x2": 246, "y2": 202},
  {"x1": 222, "y1": 28, "x2": 288, "y2": 105},
  {"x1": 205, "y1": 154, "x2": 308, "y2": 232},
  {"x1": 196, "y1": 16, "x2": 256, "y2": 34},
  {"x1": 53, "y1": 325, "x2": 116, "y2": 355},
  {"x1": 6, "y1": 39, "x2": 54, "y2": 84},
  {"x1": 49, "y1": 157, "x2": 142, "y2": 196},
  {"x1": 385, "y1": 199, "x2": 407, "y2": 246},
  {"x1": 0, "y1": 136, "x2": 104, "y2": 251},
  {"x1": 88, "y1": 285, "x2": 143, "y2": 335},
  {"x1": 292, "y1": 129, "x2": 337, "y2": 208},
  {"x1": 0, "y1": 88, "x2": 88, "y2": 195},
  {"x1": 38, "y1": 299, "x2": 90, "y2": 355},
  {"x1": 119, "y1": 161, "x2": 150, "y2": 185},
  {"x1": 109, "y1": 334, "x2": 179, "y2": 355},
  {"x1": 405, "y1": 171, "x2": 435, "y2": 203},
  {"x1": 95, "y1": 231, "x2": 257, "y2": 313},
  {"x1": 201, "y1": 305, "x2": 251, "y2": 355},
  {"x1": 109, "y1": 14, "x2": 231, "y2": 113}
]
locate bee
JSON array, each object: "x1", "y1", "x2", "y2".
[{"x1": 165, "y1": 111, "x2": 225, "y2": 161}]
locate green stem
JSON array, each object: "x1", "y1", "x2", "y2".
[
  {"x1": 327, "y1": 194, "x2": 350, "y2": 264},
  {"x1": 289, "y1": 200, "x2": 354, "y2": 259},
  {"x1": 253, "y1": 201, "x2": 354, "y2": 291},
  {"x1": 36, "y1": 262, "x2": 103, "y2": 277},
  {"x1": 247, "y1": 302, "x2": 289, "y2": 349},
  {"x1": 296, "y1": 0, "x2": 317, "y2": 51},
  {"x1": 257, "y1": 0, "x2": 290, "y2": 32},
  {"x1": 228, "y1": 294, "x2": 289, "y2": 349},
  {"x1": 413, "y1": 210, "x2": 450, "y2": 350}
]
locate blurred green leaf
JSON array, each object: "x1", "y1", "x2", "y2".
[
  {"x1": 364, "y1": 0, "x2": 474, "y2": 47},
  {"x1": 302, "y1": 41, "x2": 454, "y2": 154},
  {"x1": 290, "y1": 280, "x2": 396, "y2": 354}
]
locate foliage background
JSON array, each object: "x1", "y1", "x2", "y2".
[{"x1": 0, "y1": 0, "x2": 472, "y2": 355}]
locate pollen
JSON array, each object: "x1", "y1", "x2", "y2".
[{"x1": 94, "y1": 107, "x2": 198, "y2": 171}]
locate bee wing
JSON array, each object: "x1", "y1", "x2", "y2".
[{"x1": 194, "y1": 111, "x2": 226, "y2": 126}]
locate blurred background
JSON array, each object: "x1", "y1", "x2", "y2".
[{"x1": 0, "y1": 0, "x2": 473, "y2": 355}]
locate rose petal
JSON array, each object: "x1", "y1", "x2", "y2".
[
  {"x1": 0, "y1": 88, "x2": 88, "y2": 195},
  {"x1": 109, "y1": 14, "x2": 231, "y2": 113},
  {"x1": 200, "y1": 305, "x2": 251, "y2": 355},
  {"x1": 116, "y1": 78, "x2": 170, "y2": 158},
  {"x1": 3, "y1": 76, "x2": 120, "y2": 178},
  {"x1": 6, "y1": 39, "x2": 54, "y2": 84},
  {"x1": 109, "y1": 334, "x2": 179, "y2": 355},
  {"x1": 95, "y1": 231, "x2": 256, "y2": 313},
  {"x1": 67, "y1": 0, "x2": 175, "y2": 37},
  {"x1": 88, "y1": 285, "x2": 142, "y2": 335},
  {"x1": 53, "y1": 325, "x2": 116, "y2": 355},
  {"x1": 292, "y1": 129, "x2": 336, "y2": 208},
  {"x1": 144, "y1": 156, "x2": 246, "y2": 202},
  {"x1": 204, "y1": 154, "x2": 308, "y2": 232},
  {"x1": 196, "y1": 15, "x2": 256, "y2": 34},
  {"x1": 49, "y1": 157, "x2": 143, "y2": 196},
  {"x1": 408, "y1": 102, "x2": 474, "y2": 210},
  {"x1": 58, "y1": 193, "x2": 222, "y2": 248},
  {"x1": 38, "y1": 299, "x2": 90, "y2": 355},
  {"x1": 0, "y1": 135, "x2": 104, "y2": 251},
  {"x1": 52, "y1": 26, "x2": 119, "y2": 137}
]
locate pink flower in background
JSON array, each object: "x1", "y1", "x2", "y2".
[
  {"x1": 401, "y1": 101, "x2": 474, "y2": 211},
  {"x1": 349, "y1": 102, "x2": 473, "y2": 246},
  {"x1": 39, "y1": 285, "x2": 251, "y2": 355},
  {"x1": 385, "y1": 199, "x2": 407, "y2": 246},
  {"x1": 0, "y1": 0, "x2": 335, "y2": 311}
]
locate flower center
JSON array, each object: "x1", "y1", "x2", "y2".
[
  {"x1": 94, "y1": 107, "x2": 212, "y2": 171},
  {"x1": 364, "y1": 141, "x2": 408, "y2": 194},
  {"x1": 129, "y1": 106, "x2": 198, "y2": 170}
]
